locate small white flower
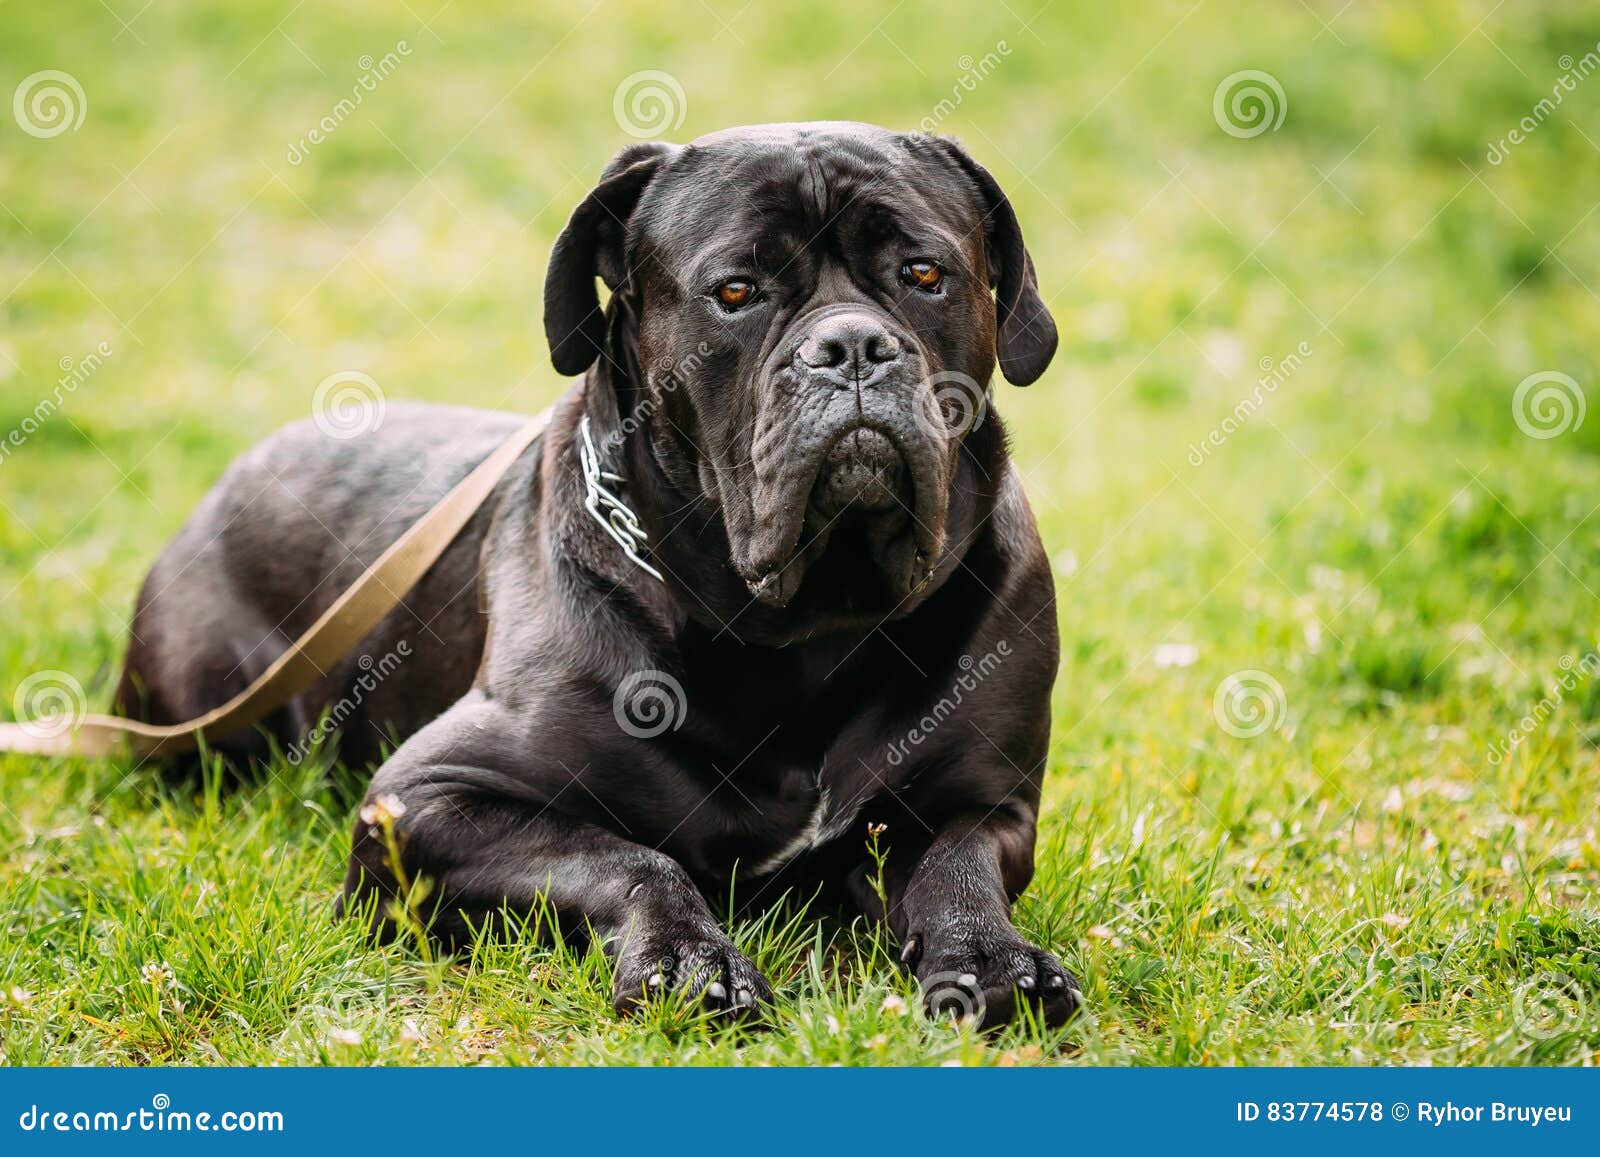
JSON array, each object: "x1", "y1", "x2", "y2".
[
  {"x1": 1200, "y1": 332, "x2": 1245, "y2": 377},
  {"x1": 327, "y1": 1027, "x2": 363, "y2": 1047},
  {"x1": 1088, "y1": 923, "x2": 1125, "y2": 949},
  {"x1": 1079, "y1": 302, "x2": 1125, "y2": 342},
  {"x1": 880, "y1": 993, "x2": 908, "y2": 1016},
  {"x1": 1152, "y1": 643, "x2": 1199, "y2": 668},
  {"x1": 359, "y1": 793, "x2": 407, "y2": 827},
  {"x1": 140, "y1": 962, "x2": 174, "y2": 989}
]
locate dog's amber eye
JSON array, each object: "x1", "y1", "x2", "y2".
[
  {"x1": 716, "y1": 279, "x2": 756, "y2": 309},
  {"x1": 901, "y1": 261, "x2": 943, "y2": 292}
]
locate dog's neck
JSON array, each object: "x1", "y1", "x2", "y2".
[
  {"x1": 577, "y1": 414, "x2": 664, "y2": 583},
  {"x1": 571, "y1": 335, "x2": 682, "y2": 588}
]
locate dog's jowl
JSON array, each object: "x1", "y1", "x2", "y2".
[{"x1": 116, "y1": 122, "x2": 1079, "y2": 1028}]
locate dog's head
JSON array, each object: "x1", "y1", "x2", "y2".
[{"x1": 545, "y1": 122, "x2": 1056, "y2": 629}]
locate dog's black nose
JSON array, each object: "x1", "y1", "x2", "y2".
[{"x1": 797, "y1": 312, "x2": 901, "y2": 381}]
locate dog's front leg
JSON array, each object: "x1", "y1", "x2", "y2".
[
  {"x1": 880, "y1": 805, "x2": 1080, "y2": 1029},
  {"x1": 338, "y1": 704, "x2": 772, "y2": 1019}
]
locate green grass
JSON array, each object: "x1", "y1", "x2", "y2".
[{"x1": 3, "y1": 0, "x2": 1600, "y2": 1066}]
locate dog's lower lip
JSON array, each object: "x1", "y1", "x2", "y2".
[
  {"x1": 812, "y1": 425, "x2": 906, "y2": 515},
  {"x1": 743, "y1": 566, "x2": 796, "y2": 608}
]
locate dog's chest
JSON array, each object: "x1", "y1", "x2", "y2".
[
  {"x1": 671, "y1": 642, "x2": 908, "y2": 879},
  {"x1": 688, "y1": 756, "x2": 870, "y2": 882},
  {"x1": 750, "y1": 774, "x2": 860, "y2": 876}
]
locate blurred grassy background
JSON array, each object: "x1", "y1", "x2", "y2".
[{"x1": 2, "y1": 0, "x2": 1599, "y2": 1064}]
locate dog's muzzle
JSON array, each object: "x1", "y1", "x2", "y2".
[
  {"x1": 739, "y1": 309, "x2": 953, "y2": 610},
  {"x1": 799, "y1": 310, "x2": 912, "y2": 516}
]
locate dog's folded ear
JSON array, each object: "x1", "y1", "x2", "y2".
[
  {"x1": 544, "y1": 142, "x2": 676, "y2": 377},
  {"x1": 929, "y1": 138, "x2": 1058, "y2": 386}
]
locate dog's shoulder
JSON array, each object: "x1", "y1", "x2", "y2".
[{"x1": 986, "y1": 458, "x2": 1054, "y2": 600}]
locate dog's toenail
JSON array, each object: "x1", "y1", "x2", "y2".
[
  {"x1": 1017, "y1": 975, "x2": 1035, "y2": 990},
  {"x1": 706, "y1": 981, "x2": 728, "y2": 1001},
  {"x1": 1046, "y1": 975, "x2": 1065, "y2": 989},
  {"x1": 647, "y1": 972, "x2": 663, "y2": 988},
  {"x1": 957, "y1": 972, "x2": 977, "y2": 988},
  {"x1": 734, "y1": 987, "x2": 752, "y2": 1006}
]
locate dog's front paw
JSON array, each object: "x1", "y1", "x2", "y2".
[
  {"x1": 613, "y1": 929, "x2": 774, "y2": 1022},
  {"x1": 907, "y1": 933, "x2": 1081, "y2": 1030}
]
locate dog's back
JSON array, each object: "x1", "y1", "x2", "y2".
[{"x1": 116, "y1": 401, "x2": 528, "y2": 768}]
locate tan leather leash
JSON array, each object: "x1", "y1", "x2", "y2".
[{"x1": 0, "y1": 409, "x2": 552, "y2": 760}]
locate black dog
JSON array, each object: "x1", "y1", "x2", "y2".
[{"x1": 116, "y1": 122, "x2": 1078, "y2": 1028}]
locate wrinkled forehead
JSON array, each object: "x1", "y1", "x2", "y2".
[{"x1": 634, "y1": 126, "x2": 977, "y2": 283}]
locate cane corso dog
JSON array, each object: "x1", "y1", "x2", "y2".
[{"x1": 116, "y1": 121, "x2": 1078, "y2": 1028}]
